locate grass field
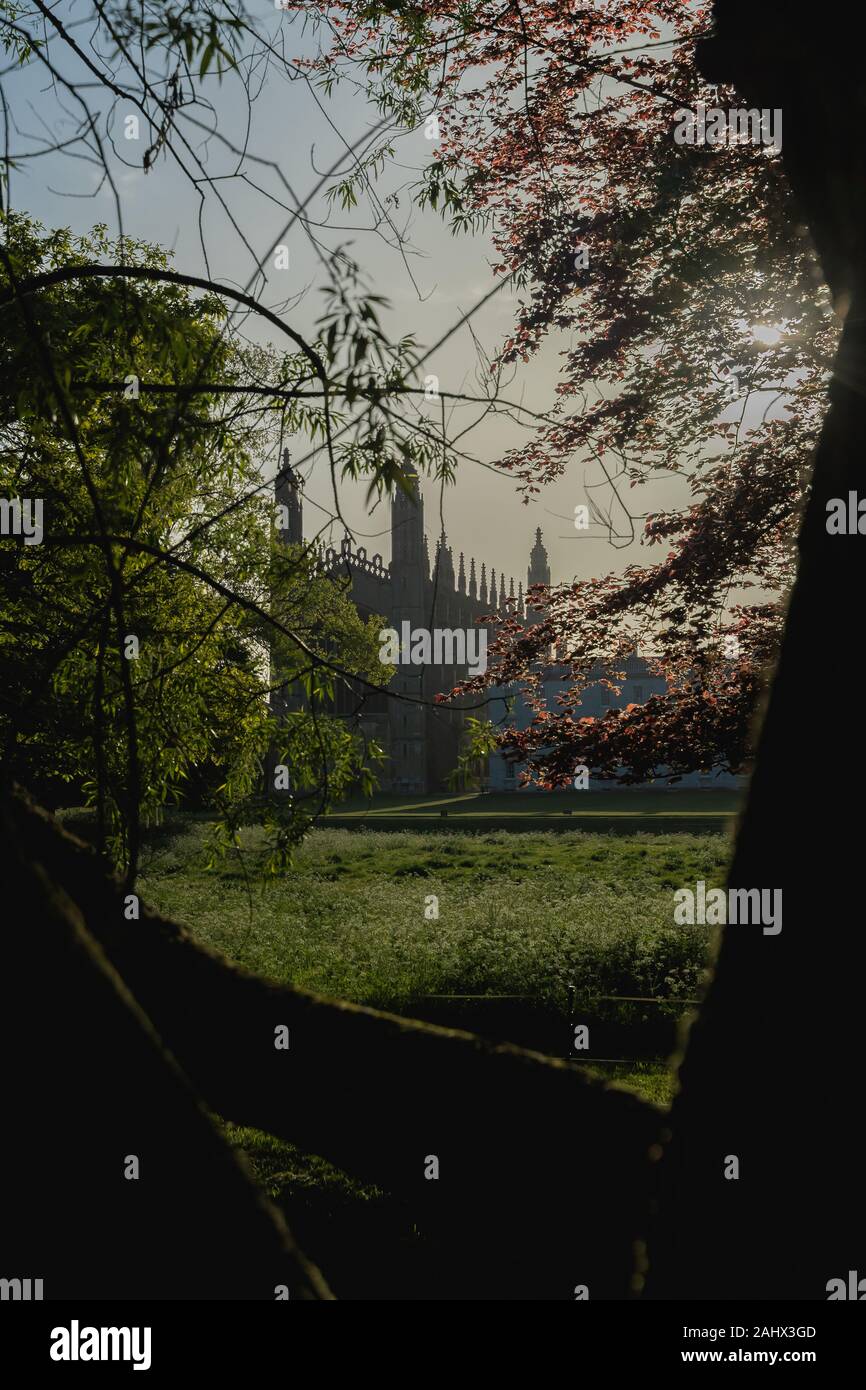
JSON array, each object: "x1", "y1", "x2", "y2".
[
  {"x1": 131, "y1": 815, "x2": 733, "y2": 1296},
  {"x1": 137, "y1": 817, "x2": 733, "y2": 1079},
  {"x1": 138, "y1": 820, "x2": 730, "y2": 1021}
]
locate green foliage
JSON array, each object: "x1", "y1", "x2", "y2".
[
  {"x1": 315, "y1": 252, "x2": 450, "y2": 499},
  {"x1": 204, "y1": 540, "x2": 392, "y2": 874},
  {"x1": 324, "y1": 145, "x2": 397, "y2": 212},
  {"x1": 0, "y1": 213, "x2": 388, "y2": 871},
  {"x1": 416, "y1": 161, "x2": 490, "y2": 236},
  {"x1": 446, "y1": 716, "x2": 499, "y2": 790},
  {"x1": 109, "y1": 1, "x2": 245, "y2": 79},
  {"x1": 0, "y1": 0, "x2": 38, "y2": 65}
]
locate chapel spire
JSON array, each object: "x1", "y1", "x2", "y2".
[
  {"x1": 275, "y1": 447, "x2": 303, "y2": 544},
  {"x1": 527, "y1": 526, "x2": 551, "y2": 588}
]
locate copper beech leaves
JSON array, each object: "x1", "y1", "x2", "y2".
[{"x1": 295, "y1": 0, "x2": 835, "y2": 783}]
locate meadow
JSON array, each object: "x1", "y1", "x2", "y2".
[
  {"x1": 137, "y1": 820, "x2": 730, "y2": 1031},
  {"x1": 131, "y1": 816, "x2": 734, "y2": 1297}
]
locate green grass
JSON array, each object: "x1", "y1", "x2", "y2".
[
  {"x1": 137, "y1": 822, "x2": 729, "y2": 1019},
  {"x1": 219, "y1": 1122, "x2": 434, "y2": 1299},
  {"x1": 584, "y1": 1059, "x2": 677, "y2": 1107},
  {"x1": 133, "y1": 817, "x2": 709, "y2": 1295}
]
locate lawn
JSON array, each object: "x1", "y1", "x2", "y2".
[
  {"x1": 137, "y1": 818, "x2": 732, "y2": 1068},
  {"x1": 132, "y1": 816, "x2": 732, "y2": 1298}
]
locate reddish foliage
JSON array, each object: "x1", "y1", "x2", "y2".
[{"x1": 290, "y1": 2, "x2": 836, "y2": 781}]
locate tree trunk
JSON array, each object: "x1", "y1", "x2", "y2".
[{"x1": 648, "y1": 2, "x2": 866, "y2": 1299}]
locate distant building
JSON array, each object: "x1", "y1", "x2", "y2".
[
  {"x1": 273, "y1": 454, "x2": 742, "y2": 792},
  {"x1": 274, "y1": 455, "x2": 530, "y2": 793},
  {"x1": 485, "y1": 653, "x2": 742, "y2": 790}
]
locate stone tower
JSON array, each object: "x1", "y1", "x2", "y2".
[
  {"x1": 269, "y1": 448, "x2": 304, "y2": 791},
  {"x1": 275, "y1": 447, "x2": 303, "y2": 544},
  {"x1": 389, "y1": 469, "x2": 428, "y2": 791},
  {"x1": 525, "y1": 527, "x2": 551, "y2": 625},
  {"x1": 271, "y1": 458, "x2": 544, "y2": 792},
  {"x1": 527, "y1": 526, "x2": 551, "y2": 587}
]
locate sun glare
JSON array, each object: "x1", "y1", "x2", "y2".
[{"x1": 751, "y1": 322, "x2": 787, "y2": 346}]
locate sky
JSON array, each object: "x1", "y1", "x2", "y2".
[{"x1": 2, "y1": 3, "x2": 785, "y2": 596}]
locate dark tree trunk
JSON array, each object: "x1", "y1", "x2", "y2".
[
  {"x1": 0, "y1": 793, "x2": 333, "y2": 1300},
  {"x1": 648, "y1": 3, "x2": 866, "y2": 1299}
]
